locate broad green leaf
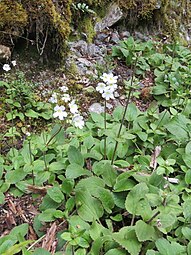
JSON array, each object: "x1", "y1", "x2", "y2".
[
  {"x1": 113, "y1": 226, "x2": 141, "y2": 255},
  {"x1": 125, "y1": 103, "x2": 138, "y2": 122},
  {"x1": 125, "y1": 183, "x2": 152, "y2": 219},
  {"x1": 68, "y1": 146, "x2": 84, "y2": 166},
  {"x1": 25, "y1": 109, "x2": 39, "y2": 118},
  {"x1": 39, "y1": 194, "x2": 61, "y2": 211},
  {"x1": 185, "y1": 141, "x2": 191, "y2": 154},
  {"x1": 96, "y1": 188, "x2": 115, "y2": 213},
  {"x1": 38, "y1": 209, "x2": 58, "y2": 222},
  {"x1": 66, "y1": 163, "x2": 90, "y2": 179},
  {"x1": 89, "y1": 221, "x2": 106, "y2": 240},
  {"x1": 114, "y1": 178, "x2": 136, "y2": 192},
  {"x1": 152, "y1": 85, "x2": 167, "y2": 95},
  {"x1": 32, "y1": 248, "x2": 51, "y2": 255},
  {"x1": 5, "y1": 169, "x2": 27, "y2": 184},
  {"x1": 135, "y1": 220, "x2": 155, "y2": 242},
  {"x1": 75, "y1": 188, "x2": 103, "y2": 222},
  {"x1": 10, "y1": 223, "x2": 29, "y2": 237},
  {"x1": 0, "y1": 192, "x2": 5, "y2": 204},
  {"x1": 185, "y1": 170, "x2": 191, "y2": 185},
  {"x1": 47, "y1": 186, "x2": 64, "y2": 203},
  {"x1": 182, "y1": 227, "x2": 191, "y2": 240},
  {"x1": 75, "y1": 176, "x2": 105, "y2": 197},
  {"x1": 61, "y1": 179, "x2": 74, "y2": 195},
  {"x1": 49, "y1": 162, "x2": 65, "y2": 173},
  {"x1": 155, "y1": 238, "x2": 174, "y2": 255},
  {"x1": 183, "y1": 198, "x2": 191, "y2": 220},
  {"x1": 2, "y1": 241, "x2": 32, "y2": 255},
  {"x1": 104, "y1": 248, "x2": 126, "y2": 255}
]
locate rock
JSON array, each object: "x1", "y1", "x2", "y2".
[
  {"x1": 78, "y1": 58, "x2": 92, "y2": 67},
  {"x1": 0, "y1": 45, "x2": 11, "y2": 61},
  {"x1": 94, "y1": 3, "x2": 123, "y2": 32},
  {"x1": 88, "y1": 44, "x2": 101, "y2": 57},
  {"x1": 70, "y1": 40, "x2": 88, "y2": 55},
  {"x1": 120, "y1": 31, "x2": 130, "y2": 39},
  {"x1": 110, "y1": 32, "x2": 120, "y2": 43},
  {"x1": 96, "y1": 33, "x2": 109, "y2": 41},
  {"x1": 89, "y1": 103, "x2": 104, "y2": 114}
]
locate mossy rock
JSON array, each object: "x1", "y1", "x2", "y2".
[{"x1": 0, "y1": 0, "x2": 72, "y2": 60}]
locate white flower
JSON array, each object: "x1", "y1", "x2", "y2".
[
  {"x1": 69, "y1": 100, "x2": 78, "y2": 114},
  {"x1": 26, "y1": 132, "x2": 31, "y2": 136},
  {"x1": 53, "y1": 105, "x2": 68, "y2": 120},
  {"x1": 61, "y1": 93, "x2": 70, "y2": 102},
  {"x1": 11, "y1": 60, "x2": 17, "y2": 66},
  {"x1": 102, "y1": 87, "x2": 115, "y2": 100},
  {"x1": 101, "y1": 73, "x2": 118, "y2": 85},
  {"x1": 3, "y1": 64, "x2": 11, "y2": 72},
  {"x1": 72, "y1": 115, "x2": 85, "y2": 129},
  {"x1": 107, "y1": 83, "x2": 118, "y2": 92},
  {"x1": 49, "y1": 93, "x2": 58, "y2": 103},
  {"x1": 60, "y1": 85, "x2": 68, "y2": 92},
  {"x1": 96, "y1": 82, "x2": 106, "y2": 94}
]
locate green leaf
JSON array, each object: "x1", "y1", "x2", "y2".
[
  {"x1": 10, "y1": 223, "x2": 29, "y2": 237},
  {"x1": 125, "y1": 183, "x2": 152, "y2": 219},
  {"x1": 125, "y1": 103, "x2": 138, "y2": 122},
  {"x1": 182, "y1": 227, "x2": 191, "y2": 240},
  {"x1": 113, "y1": 226, "x2": 141, "y2": 255},
  {"x1": 0, "y1": 192, "x2": 5, "y2": 204},
  {"x1": 96, "y1": 188, "x2": 115, "y2": 213},
  {"x1": 49, "y1": 162, "x2": 65, "y2": 173},
  {"x1": 61, "y1": 179, "x2": 74, "y2": 195},
  {"x1": 25, "y1": 109, "x2": 39, "y2": 118},
  {"x1": 66, "y1": 163, "x2": 90, "y2": 179},
  {"x1": 68, "y1": 146, "x2": 84, "y2": 166},
  {"x1": 185, "y1": 170, "x2": 191, "y2": 185},
  {"x1": 2, "y1": 241, "x2": 32, "y2": 255},
  {"x1": 32, "y1": 248, "x2": 51, "y2": 255},
  {"x1": 185, "y1": 141, "x2": 191, "y2": 154},
  {"x1": 183, "y1": 198, "x2": 191, "y2": 220},
  {"x1": 135, "y1": 220, "x2": 155, "y2": 242},
  {"x1": 5, "y1": 169, "x2": 27, "y2": 184},
  {"x1": 114, "y1": 174, "x2": 136, "y2": 192},
  {"x1": 75, "y1": 187, "x2": 103, "y2": 222},
  {"x1": 155, "y1": 238, "x2": 173, "y2": 255},
  {"x1": 47, "y1": 186, "x2": 64, "y2": 203},
  {"x1": 104, "y1": 248, "x2": 126, "y2": 255},
  {"x1": 152, "y1": 85, "x2": 167, "y2": 95},
  {"x1": 38, "y1": 209, "x2": 57, "y2": 222}
]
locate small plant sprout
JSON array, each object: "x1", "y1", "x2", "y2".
[
  {"x1": 72, "y1": 114, "x2": 85, "y2": 129},
  {"x1": 53, "y1": 105, "x2": 68, "y2": 120},
  {"x1": 3, "y1": 64, "x2": 11, "y2": 72}
]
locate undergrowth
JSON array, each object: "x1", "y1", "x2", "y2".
[{"x1": 0, "y1": 38, "x2": 191, "y2": 254}]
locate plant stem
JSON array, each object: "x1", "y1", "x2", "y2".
[
  {"x1": 28, "y1": 140, "x2": 35, "y2": 185},
  {"x1": 111, "y1": 58, "x2": 138, "y2": 165},
  {"x1": 104, "y1": 99, "x2": 107, "y2": 160},
  {"x1": 46, "y1": 126, "x2": 62, "y2": 146}
]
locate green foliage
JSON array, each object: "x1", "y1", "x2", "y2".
[{"x1": 1, "y1": 39, "x2": 191, "y2": 254}]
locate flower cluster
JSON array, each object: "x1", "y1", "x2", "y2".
[
  {"x1": 49, "y1": 85, "x2": 84, "y2": 129},
  {"x1": 96, "y1": 73, "x2": 118, "y2": 100},
  {"x1": 2, "y1": 61, "x2": 16, "y2": 71}
]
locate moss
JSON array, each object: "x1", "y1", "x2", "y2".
[
  {"x1": 0, "y1": 0, "x2": 28, "y2": 43},
  {"x1": 80, "y1": 16, "x2": 96, "y2": 43}
]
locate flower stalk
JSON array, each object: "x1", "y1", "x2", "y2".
[{"x1": 111, "y1": 57, "x2": 138, "y2": 165}]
